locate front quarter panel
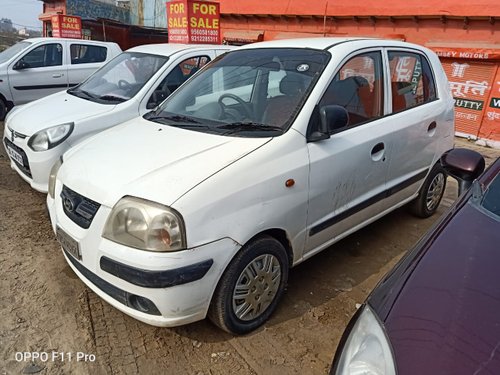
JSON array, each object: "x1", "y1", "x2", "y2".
[{"x1": 172, "y1": 129, "x2": 310, "y2": 264}]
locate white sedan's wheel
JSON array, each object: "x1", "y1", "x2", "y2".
[{"x1": 209, "y1": 235, "x2": 289, "y2": 334}]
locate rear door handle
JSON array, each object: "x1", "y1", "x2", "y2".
[
  {"x1": 371, "y1": 142, "x2": 385, "y2": 161},
  {"x1": 52, "y1": 73, "x2": 64, "y2": 78},
  {"x1": 428, "y1": 121, "x2": 437, "y2": 132}
]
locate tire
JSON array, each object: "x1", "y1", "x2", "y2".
[
  {"x1": 208, "y1": 235, "x2": 289, "y2": 334},
  {"x1": 409, "y1": 163, "x2": 447, "y2": 218},
  {"x1": 0, "y1": 99, "x2": 7, "y2": 121}
]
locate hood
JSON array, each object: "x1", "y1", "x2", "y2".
[
  {"x1": 6, "y1": 91, "x2": 116, "y2": 136},
  {"x1": 376, "y1": 203, "x2": 500, "y2": 375},
  {"x1": 60, "y1": 117, "x2": 271, "y2": 208}
]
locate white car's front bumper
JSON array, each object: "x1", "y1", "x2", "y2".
[{"x1": 47, "y1": 187, "x2": 241, "y2": 327}]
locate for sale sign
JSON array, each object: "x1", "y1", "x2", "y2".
[
  {"x1": 167, "y1": 0, "x2": 220, "y2": 44},
  {"x1": 51, "y1": 15, "x2": 82, "y2": 39}
]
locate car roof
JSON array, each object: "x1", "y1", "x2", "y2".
[
  {"x1": 23, "y1": 37, "x2": 117, "y2": 46},
  {"x1": 237, "y1": 37, "x2": 426, "y2": 51},
  {"x1": 126, "y1": 43, "x2": 234, "y2": 56}
]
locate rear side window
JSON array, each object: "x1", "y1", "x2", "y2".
[
  {"x1": 21, "y1": 43, "x2": 62, "y2": 68},
  {"x1": 388, "y1": 51, "x2": 437, "y2": 113},
  {"x1": 319, "y1": 51, "x2": 384, "y2": 130},
  {"x1": 70, "y1": 44, "x2": 107, "y2": 64}
]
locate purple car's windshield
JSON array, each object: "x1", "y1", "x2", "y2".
[{"x1": 481, "y1": 173, "x2": 500, "y2": 217}]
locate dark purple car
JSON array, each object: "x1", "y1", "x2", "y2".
[{"x1": 331, "y1": 148, "x2": 500, "y2": 375}]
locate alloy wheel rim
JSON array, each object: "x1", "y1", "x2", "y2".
[
  {"x1": 426, "y1": 173, "x2": 445, "y2": 211},
  {"x1": 232, "y1": 254, "x2": 282, "y2": 321}
]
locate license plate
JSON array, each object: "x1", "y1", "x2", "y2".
[
  {"x1": 7, "y1": 145, "x2": 23, "y2": 165},
  {"x1": 56, "y1": 227, "x2": 81, "y2": 260}
]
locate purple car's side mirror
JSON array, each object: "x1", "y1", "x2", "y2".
[{"x1": 440, "y1": 148, "x2": 485, "y2": 196}]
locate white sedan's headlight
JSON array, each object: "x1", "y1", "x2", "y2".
[
  {"x1": 28, "y1": 122, "x2": 74, "y2": 151},
  {"x1": 333, "y1": 305, "x2": 396, "y2": 375},
  {"x1": 103, "y1": 196, "x2": 186, "y2": 252}
]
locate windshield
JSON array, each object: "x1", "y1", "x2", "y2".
[
  {"x1": 0, "y1": 41, "x2": 32, "y2": 64},
  {"x1": 69, "y1": 52, "x2": 168, "y2": 104},
  {"x1": 146, "y1": 48, "x2": 330, "y2": 137},
  {"x1": 481, "y1": 172, "x2": 500, "y2": 218}
]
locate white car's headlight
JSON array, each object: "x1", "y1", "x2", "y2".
[
  {"x1": 103, "y1": 196, "x2": 186, "y2": 252},
  {"x1": 48, "y1": 157, "x2": 63, "y2": 199},
  {"x1": 28, "y1": 122, "x2": 74, "y2": 151},
  {"x1": 333, "y1": 305, "x2": 396, "y2": 375}
]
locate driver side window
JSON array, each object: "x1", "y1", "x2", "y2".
[
  {"x1": 19, "y1": 43, "x2": 63, "y2": 68},
  {"x1": 319, "y1": 51, "x2": 383, "y2": 133},
  {"x1": 147, "y1": 55, "x2": 210, "y2": 109}
]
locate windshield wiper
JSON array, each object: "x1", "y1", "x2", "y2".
[
  {"x1": 98, "y1": 95, "x2": 127, "y2": 103},
  {"x1": 144, "y1": 114, "x2": 209, "y2": 129},
  {"x1": 68, "y1": 88, "x2": 98, "y2": 100},
  {"x1": 161, "y1": 114, "x2": 201, "y2": 124},
  {"x1": 217, "y1": 122, "x2": 284, "y2": 134},
  {"x1": 144, "y1": 113, "x2": 201, "y2": 124}
]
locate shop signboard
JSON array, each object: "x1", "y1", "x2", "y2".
[
  {"x1": 479, "y1": 67, "x2": 500, "y2": 141},
  {"x1": 167, "y1": 0, "x2": 220, "y2": 44},
  {"x1": 51, "y1": 15, "x2": 82, "y2": 39},
  {"x1": 442, "y1": 60, "x2": 496, "y2": 138},
  {"x1": 433, "y1": 47, "x2": 500, "y2": 61}
]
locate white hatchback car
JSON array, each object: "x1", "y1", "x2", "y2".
[
  {"x1": 3, "y1": 43, "x2": 233, "y2": 192},
  {"x1": 47, "y1": 38, "x2": 454, "y2": 334}
]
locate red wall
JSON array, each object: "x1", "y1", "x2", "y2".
[
  {"x1": 220, "y1": 0, "x2": 500, "y2": 18},
  {"x1": 221, "y1": 16, "x2": 500, "y2": 46}
]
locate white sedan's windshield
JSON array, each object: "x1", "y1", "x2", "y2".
[
  {"x1": 0, "y1": 41, "x2": 31, "y2": 64},
  {"x1": 69, "y1": 52, "x2": 168, "y2": 104},
  {"x1": 148, "y1": 48, "x2": 329, "y2": 137}
]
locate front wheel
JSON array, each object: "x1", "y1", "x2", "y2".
[
  {"x1": 208, "y1": 236, "x2": 289, "y2": 334},
  {"x1": 409, "y1": 163, "x2": 447, "y2": 218}
]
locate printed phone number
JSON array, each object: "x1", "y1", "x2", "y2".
[
  {"x1": 190, "y1": 35, "x2": 219, "y2": 43},
  {"x1": 191, "y1": 29, "x2": 219, "y2": 36}
]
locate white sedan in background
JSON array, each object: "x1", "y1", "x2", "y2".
[{"x1": 3, "y1": 43, "x2": 233, "y2": 192}]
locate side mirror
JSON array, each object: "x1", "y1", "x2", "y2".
[
  {"x1": 321, "y1": 104, "x2": 349, "y2": 133},
  {"x1": 440, "y1": 148, "x2": 485, "y2": 196},
  {"x1": 307, "y1": 105, "x2": 349, "y2": 142},
  {"x1": 13, "y1": 60, "x2": 30, "y2": 70}
]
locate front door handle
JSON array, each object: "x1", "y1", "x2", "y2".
[
  {"x1": 52, "y1": 73, "x2": 64, "y2": 78},
  {"x1": 371, "y1": 142, "x2": 385, "y2": 161}
]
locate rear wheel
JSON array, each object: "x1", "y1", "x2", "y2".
[
  {"x1": 410, "y1": 163, "x2": 446, "y2": 218},
  {"x1": 208, "y1": 235, "x2": 289, "y2": 334}
]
